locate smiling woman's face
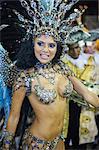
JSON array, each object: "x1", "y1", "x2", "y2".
[{"x1": 34, "y1": 35, "x2": 57, "y2": 64}]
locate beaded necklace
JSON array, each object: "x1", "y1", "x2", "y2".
[{"x1": 34, "y1": 62, "x2": 56, "y2": 85}]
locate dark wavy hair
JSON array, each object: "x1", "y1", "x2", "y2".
[{"x1": 16, "y1": 36, "x2": 63, "y2": 69}]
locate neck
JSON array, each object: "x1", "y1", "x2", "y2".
[{"x1": 35, "y1": 61, "x2": 52, "y2": 70}]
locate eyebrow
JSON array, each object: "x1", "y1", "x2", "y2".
[{"x1": 37, "y1": 40, "x2": 56, "y2": 44}]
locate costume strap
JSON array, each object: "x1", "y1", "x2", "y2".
[
  {"x1": 13, "y1": 70, "x2": 31, "y2": 96},
  {"x1": 57, "y1": 60, "x2": 75, "y2": 77}
]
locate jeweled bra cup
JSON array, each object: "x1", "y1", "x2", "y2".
[{"x1": 34, "y1": 85, "x2": 57, "y2": 104}]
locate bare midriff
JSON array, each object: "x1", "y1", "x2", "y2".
[{"x1": 29, "y1": 94, "x2": 67, "y2": 141}]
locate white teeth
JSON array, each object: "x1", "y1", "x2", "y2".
[{"x1": 40, "y1": 54, "x2": 49, "y2": 59}]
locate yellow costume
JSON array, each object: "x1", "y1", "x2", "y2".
[{"x1": 62, "y1": 52, "x2": 98, "y2": 144}]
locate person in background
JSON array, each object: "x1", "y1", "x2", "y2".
[
  {"x1": 63, "y1": 42, "x2": 82, "y2": 150},
  {"x1": 62, "y1": 38, "x2": 99, "y2": 149}
]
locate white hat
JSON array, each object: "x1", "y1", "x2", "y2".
[
  {"x1": 78, "y1": 40, "x2": 85, "y2": 47},
  {"x1": 86, "y1": 41, "x2": 93, "y2": 46}
]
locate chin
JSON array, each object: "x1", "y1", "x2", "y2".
[
  {"x1": 39, "y1": 59, "x2": 50, "y2": 64},
  {"x1": 72, "y1": 57, "x2": 78, "y2": 59}
]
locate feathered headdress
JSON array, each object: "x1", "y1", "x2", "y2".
[
  {"x1": 0, "y1": 44, "x2": 17, "y2": 86},
  {"x1": 13, "y1": 0, "x2": 89, "y2": 45}
]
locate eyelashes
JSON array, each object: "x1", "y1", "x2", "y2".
[
  {"x1": 37, "y1": 41, "x2": 56, "y2": 48},
  {"x1": 49, "y1": 43, "x2": 56, "y2": 48},
  {"x1": 37, "y1": 41, "x2": 44, "y2": 46}
]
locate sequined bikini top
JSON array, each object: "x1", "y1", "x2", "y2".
[{"x1": 13, "y1": 61, "x2": 74, "y2": 104}]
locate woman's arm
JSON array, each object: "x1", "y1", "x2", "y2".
[
  {"x1": 69, "y1": 76, "x2": 99, "y2": 107},
  {"x1": 3, "y1": 86, "x2": 26, "y2": 149},
  {"x1": 6, "y1": 87, "x2": 26, "y2": 133}
]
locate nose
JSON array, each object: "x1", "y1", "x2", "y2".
[
  {"x1": 75, "y1": 50, "x2": 79, "y2": 55},
  {"x1": 43, "y1": 44, "x2": 49, "y2": 52}
]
